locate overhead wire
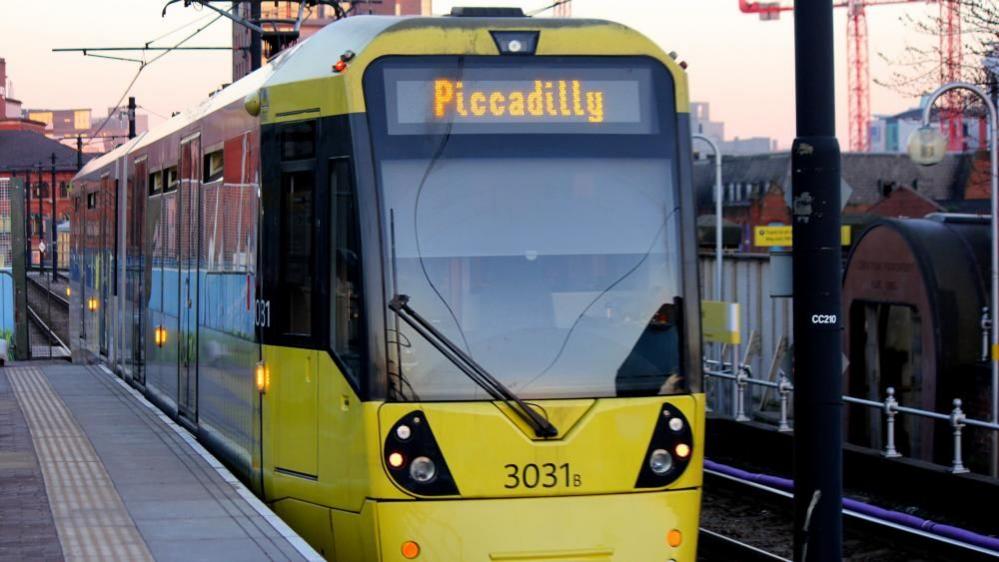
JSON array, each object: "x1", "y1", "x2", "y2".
[
  {"x1": 84, "y1": 8, "x2": 229, "y2": 146},
  {"x1": 529, "y1": 0, "x2": 571, "y2": 16}
]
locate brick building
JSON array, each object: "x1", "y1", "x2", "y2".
[
  {"x1": 693, "y1": 151, "x2": 991, "y2": 252},
  {"x1": 232, "y1": 1, "x2": 431, "y2": 80},
  {"x1": 0, "y1": 130, "x2": 92, "y2": 267}
]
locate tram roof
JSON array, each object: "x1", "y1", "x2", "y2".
[{"x1": 76, "y1": 15, "x2": 679, "y2": 181}]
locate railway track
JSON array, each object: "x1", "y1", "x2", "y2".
[
  {"x1": 698, "y1": 460, "x2": 999, "y2": 561},
  {"x1": 25, "y1": 273, "x2": 70, "y2": 358}
]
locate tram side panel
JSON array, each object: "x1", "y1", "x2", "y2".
[
  {"x1": 146, "y1": 166, "x2": 180, "y2": 414},
  {"x1": 195, "y1": 129, "x2": 261, "y2": 481}
]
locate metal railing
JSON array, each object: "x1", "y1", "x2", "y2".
[{"x1": 704, "y1": 359, "x2": 999, "y2": 475}]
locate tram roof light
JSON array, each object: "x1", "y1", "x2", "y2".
[
  {"x1": 490, "y1": 31, "x2": 539, "y2": 55},
  {"x1": 333, "y1": 60, "x2": 348, "y2": 73}
]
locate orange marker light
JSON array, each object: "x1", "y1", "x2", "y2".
[
  {"x1": 667, "y1": 529, "x2": 682, "y2": 548},
  {"x1": 255, "y1": 362, "x2": 268, "y2": 394},
  {"x1": 401, "y1": 541, "x2": 420, "y2": 559},
  {"x1": 675, "y1": 443, "x2": 691, "y2": 459},
  {"x1": 333, "y1": 60, "x2": 347, "y2": 73},
  {"x1": 154, "y1": 326, "x2": 167, "y2": 347},
  {"x1": 388, "y1": 452, "x2": 404, "y2": 468}
]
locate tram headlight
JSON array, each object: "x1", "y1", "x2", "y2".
[
  {"x1": 409, "y1": 456, "x2": 437, "y2": 483},
  {"x1": 385, "y1": 411, "x2": 459, "y2": 495},
  {"x1": 635, "y1": 403, "x2": 695, "y2": 488},
  {"x1": 649, "y1": 448, "x2": 674, "y2": 475}
]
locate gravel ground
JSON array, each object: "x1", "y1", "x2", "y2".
[{"x1": 700, "y1": 477, "x2": 943, "y2": 561}]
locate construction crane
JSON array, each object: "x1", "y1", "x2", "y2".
[{"x1": 739, "y1": 0, "x2": 963, "y2": 152}]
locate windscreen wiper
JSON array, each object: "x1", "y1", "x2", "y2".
[{"x1": 389, "y1": 294, "x2": 559, "y2": 438}]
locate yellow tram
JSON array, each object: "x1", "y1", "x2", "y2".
[{"x1": 71, "y1": 9, "x2": 704, "y2": 561}]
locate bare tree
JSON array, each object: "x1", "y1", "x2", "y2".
[{"x1": 876, "y1": 0, "x2": 998, "y2": 111}]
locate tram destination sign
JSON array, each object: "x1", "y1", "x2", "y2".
[{"x1": 384, "y1": 66, "x2": 656, "y2": 135}]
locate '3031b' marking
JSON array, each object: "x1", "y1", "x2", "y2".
[{"x1": 504, "y1": 463, "x2": 582, "y2": 489}]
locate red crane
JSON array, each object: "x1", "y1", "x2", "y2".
[{"x1": 739, "y1": 0, "x2": 963, "y2": 152}]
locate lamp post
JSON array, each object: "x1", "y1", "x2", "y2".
[
  {"x1": 692, "y1": 134, "x2": 724, "y2": 300},
  {"x1": 908, "y1": 82, "x2": 998, "y2": 477}
]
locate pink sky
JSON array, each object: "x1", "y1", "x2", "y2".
[{"x1": 0, "y1": 0, "x2": 940, "y2": 149}]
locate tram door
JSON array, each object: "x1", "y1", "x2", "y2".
[
  {"x1": 178, "y1": 136, "x2": 201, "y2": 421},
  {"x1": 99, "y1": 174, "x2": 111, "y2": 357},
  {"x1": 129, "y1": 159, "x2": 147, "y2": 386}
]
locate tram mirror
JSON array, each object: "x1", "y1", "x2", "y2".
[{"x1": 906, "y1": 126, "x2": 946, "y2": 166}]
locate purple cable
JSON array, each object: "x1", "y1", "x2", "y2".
[{"x1": 704, "y1": 459, "x2": 999, "y2": 553}]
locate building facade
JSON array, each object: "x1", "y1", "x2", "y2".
[
  {"x1": 869, "y1": 102, "x2": 989, "y2": 154},
  {"x1": 25, "y1": 106, "x2": 149, "y2": 154},
  {"x1": 0, "y1": 130, "x2": 91, "y2": 267},
  {"x1": 690, "y1": 101, "x2": 777, "y2": 156}
]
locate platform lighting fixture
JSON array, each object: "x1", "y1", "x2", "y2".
[
  {"x1": 907, "y1": 81, "x2": 998, "y2": 476},
  {"x1": 691, "y1": 134, "x2": 724, "y2": 300}
]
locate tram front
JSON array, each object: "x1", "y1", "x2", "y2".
[{"x1": 363, "y1": 37, "x2": 704, "y2": 562}]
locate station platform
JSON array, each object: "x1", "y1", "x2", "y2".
[{"x1": 0, "y1": 361, "x2": 322, "y2": 561}]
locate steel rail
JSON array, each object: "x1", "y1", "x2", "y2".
[
  {"x1": 26, "y1": 305, "x2": 69, "y2": 356},
  {"x1": 698, "y1": 528, "x2": 790, "y2": 562},
  {"x1": 704, "y1": 466, "x2": 999, "y2": 560}
]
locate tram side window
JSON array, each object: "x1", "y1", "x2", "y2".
[
  {"x1": 149, "y1": 171, "x2": 162, "y2": 196},
  {"x1": 330, "y1": 158, "x2": 362, "y2": 381},
  {"x1": 164, "y1": 167, "x2": 179, "y2": 193},
  {"x1": 280, "y1": 171, "x2": 314, "y2": 336},
  {"x1": 203, "y1": 149, "x2": 224, "y2": 183}
]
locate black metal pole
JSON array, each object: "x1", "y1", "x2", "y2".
[
  {"x1": 127, "y1": 97, "x2": 136, "y2": 140},
  {"x1": 50, "y1": 153, "x2": 57, "y2": 281},
  {"x1": 25, "y1": 166, "x2": 31, "y2": 271},
  {"x1": 36, "y1": 163, "x2": 42, "y2": 276},
  {"x1": 250, "y1": 0, "x2": 262, "y2": 72},
  {"x1": 791, "y1": 1, "x2": 843, "y2": 561},
  {"x1": 77, "y1": 135, "x2": 83, "y2": 171}
]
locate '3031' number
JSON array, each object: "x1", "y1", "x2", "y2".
[{"x1": 504, "y1": 463, "x2": 582, "y2": 489}]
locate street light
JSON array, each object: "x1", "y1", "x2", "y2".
[
  {"x1": 692, "y1": 134, "x2": 724, "y2": 301},
  {"x1": 907, "y1": 82, "x2": 998, "y2": 476}
]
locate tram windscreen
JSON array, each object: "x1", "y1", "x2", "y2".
[{"x1": 367, "y1": 57, "x2": 685, "y2": 401}]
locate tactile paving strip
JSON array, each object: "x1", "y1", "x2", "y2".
[{"x1": 8, "y1": 367, "x2": 154, "y2": 562}]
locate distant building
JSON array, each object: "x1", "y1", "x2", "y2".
[
  {"x1": 0, "y1": 58, "x2": 20, "y2": 119},
  {"x1": 232, "y1": 1, "x2": 431, "y2": 81},
  {"x1": 690, "y1": 101, "x2": 777, "y2": 156},
  {"x1": 0, "y1": 58, "x2": 46, "y2": 134},
  {"x1": 869, "y1": 98, "x2": 988, "y2": 153},
  {"x1": 24, "y1": 106, "x2": 149, "y2": 154},
  {"x1": 2, "y1": 55, "x2": 147, "y2": 153},
  {"x1": 693, "y1": 151, "x2": 990, "y2": 252},
  {"x1": 0, "y1": 130, "x2": 93, "y2": 267}
]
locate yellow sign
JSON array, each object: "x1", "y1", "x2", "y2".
[
  {"x1": 433, "y1": 79, "x2": 605, "y2": 123},
  {"x1": 702, "y1": 300, "x2": 741, "y2": 345},
  {"x1": 753, "y1": 225, "x2": 852, "y2": 247}
]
